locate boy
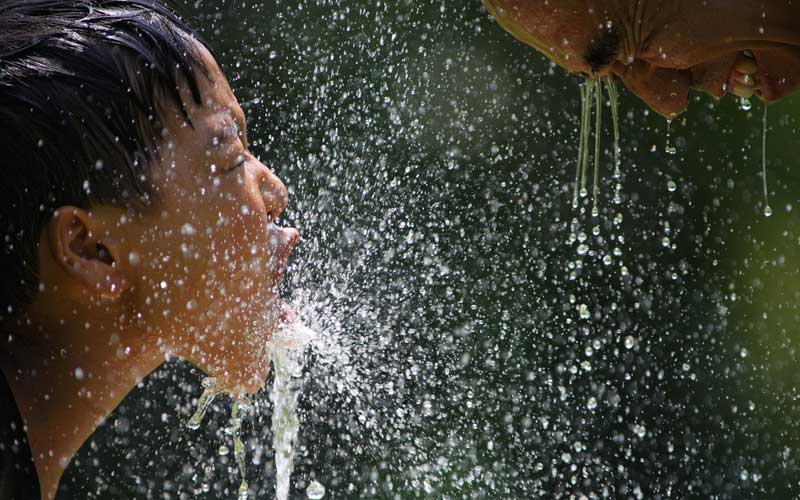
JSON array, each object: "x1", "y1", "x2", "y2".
[{"x1": 0, "y1": 1, "x2": 299, "y2": 498}]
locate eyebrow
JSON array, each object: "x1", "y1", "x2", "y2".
[{"x1": 584, "y1": 27, "x2": 621, "y2": 73}]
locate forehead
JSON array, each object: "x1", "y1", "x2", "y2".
[{"x1": 167, "y1": 42, "x2": 245, "y2": 132}]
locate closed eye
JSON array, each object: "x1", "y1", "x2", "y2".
[{"x1": 223, "y1": 153, "x2": 247, "y2": 175}]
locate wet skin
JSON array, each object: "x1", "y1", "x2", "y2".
[
  {"x1": 0, "y1": 43, "x2": 298, "y2": 499},
  {"x1": 484, "y1": 0, "x2": 800, "y2": 117}
]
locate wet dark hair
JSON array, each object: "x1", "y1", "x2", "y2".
[{"x1": 0, "y1": 0, "x2": 211, "y2": 314}]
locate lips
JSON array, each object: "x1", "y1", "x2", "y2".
[{"x1": 267, "y1": 223, "x2": 300, "y2": 274}]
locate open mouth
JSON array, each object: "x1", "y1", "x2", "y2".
[
  {"x1": 267, "y1": 222, "x2": 300, "y2": 273},
  {"x1": 269, "y1": 222, "x2": 300, "y2": 328}
]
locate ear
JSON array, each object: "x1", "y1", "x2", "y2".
[{"x1": 47, "y1": 206, "x2": 129, "y2": 300}]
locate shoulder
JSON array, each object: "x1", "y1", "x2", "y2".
[{"x1": 0, "y1": 368, "x2": 40, "y2": 500}]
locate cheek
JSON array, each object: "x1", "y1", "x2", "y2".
[
  {"x1": 203, "y1": 183, "x2": 281, "y2": 303},
  {"x1": 132, "y1": 185, "x2": 274, "y2": 318},
  {"x1": 211, "y1": 182, "x2": 272, "y2": 262}
]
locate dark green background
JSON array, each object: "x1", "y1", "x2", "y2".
[{"x1": 180, "y1": 1, "x2": 800, "y2": 498}]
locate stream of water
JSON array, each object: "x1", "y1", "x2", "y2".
[
  {"x1": 270, "y1": 324, "x2": 313, "y2": 500},
  {"x1": 186, "y1": 317, "x2": 319, "y2": 500}
]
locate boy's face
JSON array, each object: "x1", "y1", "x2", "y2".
[
  {"x1": 116, "y1": 45, "x2": 298, "y2": 393},
  {"x1": 484, "y1": 0, "x2": 800, "y2": 117}
]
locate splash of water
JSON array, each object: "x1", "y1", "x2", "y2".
[
  {"x1": 186, "y1": 317, "x2": 317, "y2": 500},
  {"x1": 271, "y1": 320, "x2": 317, "y2": 500},
  {"x1": 231, "y1": 399, "x2": 250, "y2": 500}
]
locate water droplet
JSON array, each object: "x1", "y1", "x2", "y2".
[
  {"x1": 667, "y1": 180, "x2": 677, "y2": 192},
  {"x1": 664, "y1": 119, "x2": 677, "y2": 154},
  {"x1": 761, "y1": 105, "x2": 771, "y2": 216},
  {"x1": 661, "y1": 236, "x2": 671, "y2": 248},
  {"x1": 602, "y1": 255, "x2": 612, "y2": 266},
  {"x1": 576, "y1": 244, "x2": 589, "y2": 256},
  {"x1": 740, "y1": 97, "x2": 752, "y2": 111},
  {"x1": 187, "y1": 378, "x2": 222, "y2": 430},
  {"x1": 587, "y1": 397, "x2": 597, "y2": 410},
  {"x1": 306, "y1": 480, "x2": 326, "y2": 499},
  {"x1": 238, "y1": 482, "x2": 249, "y2": 500},
  {"x1": 607, "y1": 75, "x2": 622, "y2": 178},
  {"x1": 128, "y1": 251, "x2": 141, "y2": 266},
  {"x1": 218, "y1": 445, "x2": 229, "y2": 455},
  {"x1": 579, "y1": 304, "x2": 590, "y2": 319},
  {"x1": 624, "y1": 336, "x2": 636, "y2": 349}
]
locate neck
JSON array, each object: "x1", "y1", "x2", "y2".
[{"x1": 0, "y1": 317, "x2": 161, "y2": 500}]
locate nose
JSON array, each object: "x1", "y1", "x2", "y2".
[{"x1": 254, "y1": 161, "x2": 288, "y2": 221}]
